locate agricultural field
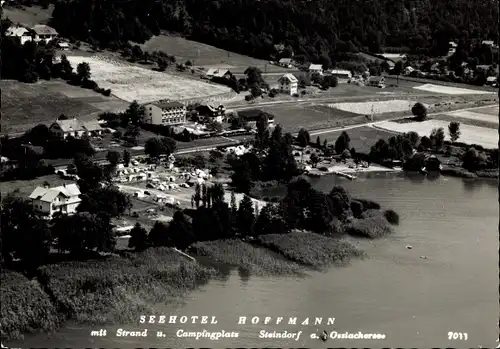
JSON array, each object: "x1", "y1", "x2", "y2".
[
  {"x1": 412, "y1": 83, "x2": 497, "y2": 95},
  {"x1": 328, "y1": 99, "x2": 419, "y2": 115},
  {"x1": 66, "y1": 56, "x2": 233, "y2": 104},
  {"x1": 1, "y1": 4, "x2": 53, "y2": 27},
  {"x1": 137, "y1": 35, "x2": 294, "y2": 74},
  {"x1": 312, "y1": 126, "x2": 396, "y2": 154},
  {"x1": 433, "y1": 105, "x2": 499, "y2": 128},
  {"x1": 0, "y1": 80, "x2": 128, "y2": 135},
  {"x1": 375, "y1": 120, "x2": 498, "y2": 149}
]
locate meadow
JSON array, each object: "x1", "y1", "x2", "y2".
[
  {"x1": 66, "y1": 56, "x2": 233, "y2": 104},
  {"x1": 0, "y1": 80, "x2": 128, "y2": 135}
]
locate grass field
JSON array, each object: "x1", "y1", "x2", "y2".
[
  {"x1": 66, "y1": 56, "x2": 233, "y2": 103},
  {"x1": 312, "y1": 126, "x2": 396, "y2": 153},
  {"x1": 375, "y1": 120, "x2": 498, "y2": 149},
  {"x1": 0, "y1": 174, "x2": 74, "y2": 198},
  {"x1": 1, "y1": 80, "x2": 129, "y2": 134},
  {"x1": 1, "y1": 4, "x2": 53, "y2": 27},
  {"x1": 137, "y1": 35, "x2": 293, "y2": 74}
]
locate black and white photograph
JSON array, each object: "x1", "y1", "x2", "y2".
[{"x1": 0, "y1": 0, "x2": 499, "y2": 347}]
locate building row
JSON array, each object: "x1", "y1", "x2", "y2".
[{"x1": 5, "y1": 24, "x2": 59, "y2": 45}]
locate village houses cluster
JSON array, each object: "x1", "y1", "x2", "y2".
[{"x1": 5, "y1": 23, "x2": 71, "y2": 49}]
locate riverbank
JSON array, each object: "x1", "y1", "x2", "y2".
[{"x1": 1, "y1": 196, "x2": 395, "y2": 341}]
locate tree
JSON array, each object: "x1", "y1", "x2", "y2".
[
  {"x1": 59, "y1": 54, "x2": 73, "y2": 79},
  {"x1": 335, "y1": 131, "x2": 350, "y2": 154},
  {"x1": 148, "y1": 222, "x2": 171, "y2": 246},
  {"x1": 412, "y1": 102, "x2": 427, "y2": 121},
  {"x1": 168, "y1": 211, "x2": 196, "y2": 249},
  {"x1": 123, "y1": 149, "x2": 131, "y2": 167},
  {"x1": 254, "y1": 203, "x2": 289, "y2": 236},
  {"x1": 231, "y1": 161, "x2": 254, "y2": 194},
  {"x1": 448, "y1": 121, "x2": 461, "y2": 143},
  {"x1": 236, "y1": 195, "x2": 255, "y2": 236},
  {"x1": 462, "y1": 148, "x2": 487, "y2": 172},
  {"x1": 244, "y1": 67, "x2": 265, "y2": 87},
  {"x1": 78, "y1": 185, "x2": 132, "y2": 217},
  {"x1": 309, "y1": 151, "x2": 321, "y2": 167},
  {"x1": 76, "y1": 62, "x2": 91, "y2": 81},
  {"x1": 419, "y1": 136, "x2": 432, "y2": 150},
  {"x1": 144, "y1": 137, "x2": 177, "y2": 159},
  {"x1": 128, "y1": 223, "x2": 149, "y2": 251},
  {"x1": 316, "y1": 136, "x2": 321, "y2": 148},
  {"x1": 393, "y1": 60, "x2": 403, "y2": 76},
  {"x1": 123, "y1": 100, "x2": 145, "y2": 126},
  {"x1": 254, "y1": 113, "x2": 270, "y2": 150},
  {"x1": 106, "y1": 150, "x2": 121, "y2": 166},
  {"x1": 429, "y1": 128, "x2": 445, "y2": 150},
  {"x1": 297, "y1": 128, "x2": 310, "y2": 148}
]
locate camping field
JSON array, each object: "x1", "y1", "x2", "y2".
[
  {"x1": 66, "y1": 56, "x2": 234, "y2": 104},
  {"x1": 0, "y1": 80, "x2": 129, "y2": 135}
]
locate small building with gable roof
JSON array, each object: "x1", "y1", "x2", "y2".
[{"x1": 29, "y1": 183, "x2": 81, "y2": 217}]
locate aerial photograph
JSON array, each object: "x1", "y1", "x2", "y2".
[{"x1": 0, "y1": 0, "x2": 498, "y2": 347}]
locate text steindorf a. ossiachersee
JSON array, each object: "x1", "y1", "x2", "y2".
[{"x1": 139, "y1": 315, "x2": 336, "y2": 326}]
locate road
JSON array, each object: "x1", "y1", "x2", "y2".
[{"x1": 47, "y1": 101, "x2": 497, "y2": 169}]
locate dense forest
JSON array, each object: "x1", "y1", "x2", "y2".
[{"x1": 49, "y1": 0, "x2": 498, "y2": 61}]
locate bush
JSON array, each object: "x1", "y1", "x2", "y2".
[
  {"x1": 383, "y1": 209, "x2": 400, "y2": 225},
  {"x1": 190, "y1": 240, "x2": 302, "y2": 276},
  {"x1": 256, "y1": 231, "x2": 364, "y2": 269},
  {"x1": 103, "y1": 89, "x2": 111, "y2": 96},
  {"x1": 346, "y1": 216, "x2": 393, "y2": 238},
  {"x1": 37, "y1": 248, "x2": 215, "y2": 325},
  {"x1": 350, "y1": 200, "x2": 364, "y2": 218},
  {"x1": 81, "y1": 79, "x2": 99, "y2": 90},
  {"x1": 1, "y1": 271, "x2": 60, "y2": 341}
]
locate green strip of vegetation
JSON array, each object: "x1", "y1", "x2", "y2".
[
  {"x1": 256, "y1": 232, "x2": 364, "y2": 270},
  {"x1": 190, "y1": 239, "x2": 304, "y2": 276}
]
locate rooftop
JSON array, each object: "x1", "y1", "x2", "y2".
[
  {"x1": 279, "y1": 73, "x2": 298, "y2": 83},
  {"x1": 150, "y1": 100, "x2": 185, "y2": 109},
  {"x1": 32, "y1": 24, "x2": 58, "y2": 36},
  {"x1": 29, "y1": 184, "x2": 81, "y2": 203}
]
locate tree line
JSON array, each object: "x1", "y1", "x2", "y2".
[{"x1": 49, "y1": 0, "x2": 498, "y2": 62}]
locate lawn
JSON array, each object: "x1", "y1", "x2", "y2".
[
  {"x1": 137, "y1": 35, "x2": 292, "y2": 74},
  {"x1": 375, "y1": 120, "x2": 498, "y2": 149},
  {"x1": 0, "y1": 80, "x2": 128, "y2": 135},
  {"x1": 260, "y1": 102, "x2": 369, "y2": 133},
  {"x1": 0, "y1": 174, "x2": 74, "y2": 198},
  {"x1": 1, "y1": 4, "x2": 53, "y2": 27},
  {"x1": 65, "y1": 55, "x2": 233, "y2": 104},
  {"x1": 312, "y1": 126, "x2": 396, "y2": 154}
]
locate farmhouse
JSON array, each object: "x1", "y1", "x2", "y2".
[
  {"x1": 144, "y1": 101, "x2": 187, "y2": 126},
  {"x1": 329, "y1": 69, "x2": 352, "y2": 82},
  {"x1": 49, "y1": 118, "x2": 104, "y2": 139},
  {"x1": 5, "y1": 26, "x2": 32, "y2": 45},
  {"x1": 32, "y1": 24, "x2": 58, "y2": 43},
  {"x1": 205, "y1": 68, "x2": 233, "y2": 80},
  {"x1": 1, "y1": 156, "x2": 18, "y2": 170},
  {"x1": 29, "y1": 183, "x2": 81, "y2": 217},
  {"x1": 308, "y1": 64, "x2": 323, "y2": 75},
  {"x1": 486, "y1": 76, "x2": 497, "y2": 86},
  {"x1": 278, "y1": 58, "x2": 293, "y2": 68},
  {"x1": 196, "y1": 105, "x2": 226, "y2": 123},
  {"x1": 277, "y1": 73, "x2": 298, "y2": 95},
  {"x1": 237, "y1": 109, "x2": 275, "y2": 124},
  {"x1": 367, "y1": 76, "x2": 386, "y2": 88}
]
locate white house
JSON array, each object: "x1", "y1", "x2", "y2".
[
  {"x1": 329, "y1": 69, "x2": 352, "y2": 82},
  {"x1": 49, "y1": 118, "x2": 104, "y2": 139},
  {"x1": 447, "y1": 41, "x2": 458, "y2": 56},
  {"x1": 308, "y1": 64, "x2": 323, "y2": 75},
  {"x1": 32, "y1": 24, "x2": 58, "y2": 43},
  {"x1": 278, "y1": 58, "x2": 293, "y2": 68},
  {"x1": 5, "y1": 26, "x2": 32, "y2": 45},
  {"x1": 404, "y1": 66, "x2": 415, "y2": 75},
  {"x1": 144, "y1": 101, "x2": 187, "y2": 126},
  {"x1": 277, "y1": 73, "x2": 298, "y2": 95},
  {"x1": 29, "y1": 184, "x2": 81, "y2": 217},
  {"x1": 57, "y1": 42, "x2": 70, "y2": 50}
]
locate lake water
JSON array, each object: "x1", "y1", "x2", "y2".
[{"x1": 8, "y1": 173, "x2": 498, "y2": 348}]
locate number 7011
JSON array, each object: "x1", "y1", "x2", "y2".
[{"x1": 448, "y1": 332, "x2": 468, "y2": 340}]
